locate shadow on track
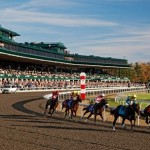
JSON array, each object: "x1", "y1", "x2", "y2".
[{"x1": 12, "y1": 97, "x2": 43, "y2": 116}]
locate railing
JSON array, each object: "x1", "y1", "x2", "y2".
[
  {"x1": 114, "y1": 90, "x2": 150, "y2": 109},
  {"x1": 0, "y1": 85, "x2": 148, "y2": 95}
]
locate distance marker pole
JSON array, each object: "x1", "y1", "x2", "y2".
[{"x1": 80, "y1": 72, "x2": 86, "y2": 100}]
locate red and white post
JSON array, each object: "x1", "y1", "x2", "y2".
[{"x1": 80, "y1": 72, "x2": 86, "y2": 100}]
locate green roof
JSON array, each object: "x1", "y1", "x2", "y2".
[{"x1": 0, "y1": 25, "x2": 20, "y2": 36}]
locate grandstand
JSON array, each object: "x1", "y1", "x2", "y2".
[{"x1": 0, "y1": 25, "x2": 131, "y2": 89}]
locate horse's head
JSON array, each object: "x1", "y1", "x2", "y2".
[
  {"x1": 132, "y1": 103, "x2": 140, "y2": 115},
  {"x1": 140, "y1": 110, "x2": 146, "y2": 118},
  {"x1": 76, "y1": 95, "x2": 82, "y2": 103},
  {"x1": 144, "y1": 105, "x2": 150, "y2": 115},
  {"x1": 100, "y1": 98, "x2": 109, "y2": 108}
]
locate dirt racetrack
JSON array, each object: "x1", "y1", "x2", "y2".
[{"x1": 0, "y1": 91, "x2": 150, "y2": 150}]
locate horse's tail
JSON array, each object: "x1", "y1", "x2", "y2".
[{"x1": 110, "y1": 107, "x2": 116, "y2": 115}]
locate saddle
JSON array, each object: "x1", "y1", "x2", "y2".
[
  {"x1": 119, "y1": 106, "x2": 126, "y2": 115},
  {"x1": 68, "y1": 100, "x2": 72, "y2": 107},
  {"x1": 89, "y1": 105, "x2": 94, "y2": 112}
]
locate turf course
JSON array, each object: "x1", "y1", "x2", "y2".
[{"x1": 87, "y1": 92, "x2": 150, "y2": 109}]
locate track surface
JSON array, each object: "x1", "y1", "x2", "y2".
[{"x1": 0, "y1": 92, "x2": 150, "y2": 150}]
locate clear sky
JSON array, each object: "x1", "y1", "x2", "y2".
[{"x1": 0, "y1": 0, "x2": 150, "y2": 63}]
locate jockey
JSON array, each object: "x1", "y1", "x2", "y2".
[
  {"x1": 125, "y1": 95, "x2": 131, "y2": 106},
  {"x1": 52, "y1": 91, "x2": 59, "y2": 100},
  {"x1": 75, "y1": 91, "x2": 80, "y2": 96},
  {"x1": 93, "y1": 93, "x2": 105, "y2": 113},
  {"x1": 72, "y1": 91, "x2": 80, "y2": 99},
  {"x1": 75, "y1": 91, "x2": 80, "y2": 99},
  {"x1": 49, "y1": 91, "x2": 59, "y2": 105},
  {"x1": 95, "y1": 93, "x2": 105, "y2": 103},
  {"x1": 131, "y1": 94, "x2": 137, "y2": 104},
  {"x1": 70, "y1": 91, "x2": 77, "y2": 99},
  {"x1": 68, "y1": 91, "x2": 77, "y2": 107},
  {"x1": 125, "y1": 94, "x2": 137, "y2": 106}
]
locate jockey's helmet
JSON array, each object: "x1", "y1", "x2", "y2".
[
  {"x1": 132, "y1": 94, "x2": 137, "y2": 99},
  {"x1": 71, "y1": 91, "x2": 75, "y2": 96},
  {"x1": 133, "y1": 94, "x2": 137, "y2": 98},
  {"x1": 76, "y1": 91, "x2": 80, "y2": 95},
  {"x1": 72, "y1": 91, "x2": 75, "y2": 94},
  {"x1": 101, "y1": 93, "x2": 105, "y2": 97},
  {"x1": 52, "y1": 91, "x2": 59, "y2": 96},
  {"x1": 73, "y1": 91, "x2": 79, "y2": 95}
]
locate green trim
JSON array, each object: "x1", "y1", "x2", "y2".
[
  {"x1": 0, "y1": 73, "x2": 129, "y2": 82},
  {"x1": 0, "y1": 47, "x2": 131, "y2": 68}
]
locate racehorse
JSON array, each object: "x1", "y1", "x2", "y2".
[
  {"x1": 110, "y1": 103, "x2": 140, "y2": 131},
  {"x1": 141, "y1": 105, "x2": 150, "y2": 127},
  {"x1": 44, "y1": 97, "x2": 58, "y2": 116},
  {"x1": 80, "y1": 99, "x2": 108, "y2": 123},
  {"x1": 62, "y1": 95, "x2": 82, "y2": 119}
]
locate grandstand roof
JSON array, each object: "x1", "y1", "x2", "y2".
[
  {"x1": 0, "y1": 25, "x2": 131, "y2": 69},
  {"x1": 0, "y1": 25, "x2": 20, "y2": 36}
]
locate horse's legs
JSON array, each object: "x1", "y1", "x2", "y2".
[
  {"x1": 48, "y1": 106, "x2": 51, "y2": 114},
  {"x1": 43, "y1": 108, "x2": 47, "y2": 115},
  {"x1": 146, "y1": 115, "x2": 148, "y2": 124},
  {"x1": 69, "y1": 109, "x2": 74, "y2": 119},
  {"x1": 44, "y1": 101, "x2": 49, "y2": 115},
  {"x1": 94, "y1": 114, "x2": 97, "y2": 123},
  {"x1": 145, "y1": 115, "x2": 150, "y2": 128},
  {"x1": 51, "y1": 109, "x2": 55, "y2": 116},
  {"x1": 67, "y1": 108, "x2": 70, "y2": 115},
  {"x1": 129, "y1": 117, "x2": 136, "y2": 130},
  {"x1": 133, "y1": 117, "x2": 136, "y2": 126},
  {"x1": 64, "y1": 108, "x2": 68, "y2": 118},
  {"x1": 121, "y1": 118, "x2": 126, "y2": 129},
  {"x1": 85, "y1": 113, "x2": 93, "y2": 122},
  {"x1": 61, "y1": 105, "x2": 64, "y2": 111},
  {"x1": 130, "y1": 120, "x2": 133, "y2": 130},
  {"x1": 67, "y1": 109, "x2": 71, "y2": 118},
  {"x1": 80, "y1": 110, "x2": 88, "y2": 120},
  {"x1": 99, "y1": 113, "x2": 104, "y2": 121},
  {"x1": 71, "y1": 109, "x2": 76, "y2": 118},
  {"x1": 71, "y1": 108, "x2": 76, "y2": 117},
  {"x1": 113, "y1": 115, "x2": 119, "y2": 131},
  {"x1": 74, "y1": 109, "x2": 76, "y2": 117}
]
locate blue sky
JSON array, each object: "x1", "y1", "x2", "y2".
[{"x1": 0, "y1": 0, "x2": 150, "y2": 63}]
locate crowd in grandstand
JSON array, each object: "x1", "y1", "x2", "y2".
[{"x1": 0, "y1": 62, "x2": 146, "y2": 90}]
